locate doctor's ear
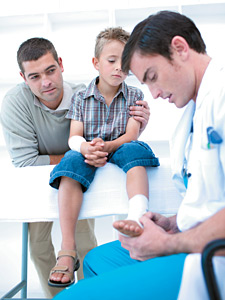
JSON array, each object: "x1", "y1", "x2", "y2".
[
  {"x1": 92, "y1": 57, "x2": 99, "y2": 70},
  {"x1": 171, "y1": 36, "x2": 189, "y2": 60}
]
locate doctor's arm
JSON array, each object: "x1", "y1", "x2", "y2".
[{"x1": 119, "y1": 207, "x2": 225, "y2": 261}]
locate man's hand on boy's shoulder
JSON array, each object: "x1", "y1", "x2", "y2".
[{"x1": 129, "y1": 100, "x2": 150, "y2": 134}]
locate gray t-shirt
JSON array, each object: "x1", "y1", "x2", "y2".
[{"x1": 0, "y1": 81, "x2": 85, "y2": 167}]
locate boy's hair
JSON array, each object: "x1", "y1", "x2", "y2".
[
  {"x1": 122, "y1": 10, "x2": 206, "y2": 74},
  {"x1": 17, "y1": 37, "x2": 59, "y2": 74},
  {"x1": 95, "y1": 27, "x2": 130, "y2": 59}
]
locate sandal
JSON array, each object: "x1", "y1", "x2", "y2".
[{"x1": 48, "y1": 249, "x2": 80, "y2": 287}]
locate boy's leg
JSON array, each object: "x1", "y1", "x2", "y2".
[
  {"x1": 53, "y1": 241, "x2": 187, "y2": 300},
  {"x1": 29, "y1": 220, "x2": 97, "y2": 298},
  {"x1": 114, "y1": 166, "x2": 149, "y2": 237},
  {"x1": 49, "y1": 150, "x2": 97, "y2": 286},
  {"x1": 110, "y1": 141, "x2": 159, "y2": 237},
  {"x1": 49, "y1": 177, "x2": 83, "y2": 285}
]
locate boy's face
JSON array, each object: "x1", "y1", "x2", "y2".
[
  {"x1": 93, "y1": 40, "x2": 127, "y2": 88},
  {"x1": 20, "y1": 52, "x2": 64, "y2": 109},
  {"x1": 130, "y1": 50, "x2": 196, "y2": 109}
]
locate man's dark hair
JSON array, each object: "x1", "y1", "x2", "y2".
[
  {"x1": 122, "y1": 10, "x2": 206, "y2": 74},
  {"x1": 17, "y1": 37, "x2": 59, "y2": 74}
]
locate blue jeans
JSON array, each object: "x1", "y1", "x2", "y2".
[
  {"x1": 53, "y1": 241, "x2": 188, "y2": 300},
  {"x1": 50, "y1": 141, "x2": 159, "y2": 191}
]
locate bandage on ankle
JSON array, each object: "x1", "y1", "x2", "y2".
[
  {"x1": 126, "y1": 194, "x2": 149, "y2": 224},
  {"x1": 68, "y1": 136, "x2": 86, "y2": 153}
]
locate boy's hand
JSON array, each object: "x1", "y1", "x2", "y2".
[
  {"x1": 83, "y1": 138, "x2": 108, "y2": 167},
  {"x1": 129, "y1": 100, "x2": 150, "y2": 134}
]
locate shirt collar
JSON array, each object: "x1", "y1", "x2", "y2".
[
  {"x1": 195, "y1": 58, "x2": 222, "y2": 110},
  {"x1": 84, "y1": 76, "x2": 128, "y2": 101}
]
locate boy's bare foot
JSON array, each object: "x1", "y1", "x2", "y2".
[{"x1": 113, "y1": 219, "x2": 143, "y2": 237}]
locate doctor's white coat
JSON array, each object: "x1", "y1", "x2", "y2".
[{"x1": 171, "y1": 58, "x2": 225, "y2": 299}]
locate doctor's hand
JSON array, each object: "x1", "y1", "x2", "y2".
[
  {"x1": 82, "y1": 138, "x2": 108, "y2": 167},
  {"x1": 119, "y1": 213, "x2": 175, "y2": 261},
  {"x1": 146, "y1": 211, "x2": 179, "y2": 234},
  {"x1": 129, "y1": 100, "x2": 150, "y2": 134}
]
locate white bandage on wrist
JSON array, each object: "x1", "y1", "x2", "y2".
[{"x1": 68, "y1": 136, "x2": 86, "y2": 153}]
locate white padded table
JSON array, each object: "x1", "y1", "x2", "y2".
[
  {"x1": 0, "y1": 158, "x2": 181, "y2": 222},
  {"x1": 0, "y1": 141, "x2": 182, "y2": 299}
]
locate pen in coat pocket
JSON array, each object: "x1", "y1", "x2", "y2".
[{"x1": 206, "y1": 126, "x2": 223, "y2": 149}]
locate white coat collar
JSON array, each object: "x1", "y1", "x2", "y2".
[{"x1": 170, "y1": 100, "x2": 196, "y2": 197}]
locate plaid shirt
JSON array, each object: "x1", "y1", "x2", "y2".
[{"x1": 66, "y1": 77, "x2": 144, "y2": 141}]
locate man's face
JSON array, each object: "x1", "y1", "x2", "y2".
[
  {"x1": 130, "y1": 51, "x2": 195, "y2": 108},
  {"x1": 21, "y1": 52, "x2": 64, "y2": 109}
]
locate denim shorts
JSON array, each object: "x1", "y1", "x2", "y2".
[{"x1": 49, "y1": 141, "x2": 159, "y2": 192}]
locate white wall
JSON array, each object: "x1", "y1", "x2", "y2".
[
  {"x1": 1, "y1": 0, "x2": 225, "y2": 146},
  {"x1": 1, "y1": 1, "x2": 225, "y2": 297}
]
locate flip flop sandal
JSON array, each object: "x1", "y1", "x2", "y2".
[{"x1": 48, "y1": 249, "x2": 80, "y2": 288}]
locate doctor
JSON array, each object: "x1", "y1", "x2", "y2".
[{"x1": 53, "y1": 10, "x2": 225, "y2": 299}]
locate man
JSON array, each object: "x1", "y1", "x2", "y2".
[
  {"x1": 52, "y1": 11, "x2": 225, "y2": 299},
  {"x1": 0, "y1": 38, "x2": 150, "y2": 297}
]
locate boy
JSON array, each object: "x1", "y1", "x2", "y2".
[{"x1": 48, "y1": 27, "x2": 159, "y2": 287}]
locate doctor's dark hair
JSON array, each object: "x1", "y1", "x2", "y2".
[
  {"x1": 17, "y1": 37, "x2": 59, "y2": 74},
  {"x1": 122, "y1": 10, "x2": 206, "y2": 74}
]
